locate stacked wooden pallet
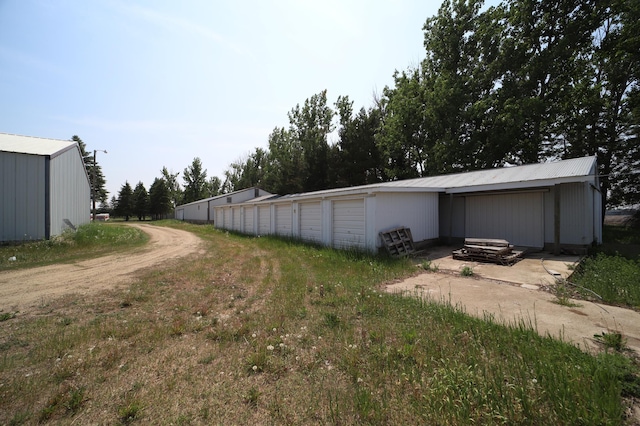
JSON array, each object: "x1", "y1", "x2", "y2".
[
  {"x1": 379, "y1": 227, "x2": 423, "y2": 257},
  {"x1": 452, "y1": 238, "x2": 523, "y2": 265}
]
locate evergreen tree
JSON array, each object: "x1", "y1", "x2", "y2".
[
  {"x1": 133, "y1": 181, "x2": 149, "y2": 221},
  {"x1": 149, "y1": 178, "x2": 172, "y2": 220},
  {"x1": 115, "y1": 181, "x2": 133, "y2": 221}
]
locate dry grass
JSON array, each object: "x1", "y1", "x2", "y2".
[{"x1": 0, "y1": 222, "x2": 634, "y2": 425}]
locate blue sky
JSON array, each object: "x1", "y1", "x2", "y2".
[{"x1": 1, "y1": 0, "x2": 451, "y2": 199}]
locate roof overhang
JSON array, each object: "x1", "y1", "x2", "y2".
[{"x1": 444, "y1": 175, "x2": 595, "y2": 194}]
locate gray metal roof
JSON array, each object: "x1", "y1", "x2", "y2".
[
  {"x1": 0, "y1": 132, "x2": 77, "y2": 157},
  {"x1": 265, "y1": 156, "x2": 598, "y2": 202},
  {"x1": 385, "y1": 155, "x2": 598, "y2": 193}
]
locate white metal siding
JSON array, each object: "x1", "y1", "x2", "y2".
[
  {"x1": 275, "y1": 204, "x2": 292, "y2": 236},
  {"x1": 244, "y1": 207, "x2": 254, "y2": 234},
  {"x1": 375, "y1": 193, "x2": 439, "y2": 244},
  {"x1": 299, "y1": 202, "x2": 322, "y2": 243},
  {"x1": 333, "y1": 199, "x2": 365, "y2": 249},
  {"x1": 51, "y1": 148, "x2": 91, "y2": 236},
  {"x1": 560, "y1": 183, "x2": 589, "y2": 245},
  {"x1": 215, "y1": 208, "x2": 224, "y2": 228},
  {"x1": 466, "y1": 192, "x2": 544, "y2": 248},
  {"x1": 258, "y1": 205, "x2": 271, "y2": 235},
  {"x1": 182, "y1": 202, "x2": 208, "y2": 222}
]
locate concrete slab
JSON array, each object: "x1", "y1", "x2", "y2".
[{"x1": 387, "y1": 247, "x2": 640, "y2": 354}]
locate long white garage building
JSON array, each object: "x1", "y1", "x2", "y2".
[{"x1": 203, "y1": 156, "x2": 601, "y2": 253}]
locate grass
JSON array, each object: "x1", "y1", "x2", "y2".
[
  {"x1": 572, "y1": 253, "x2": 640, "y2": 308},
  {"x1": 0, "y1": 221, "x2": 637, "y2": 424},
  {"x1": 0, "y1": 222, "x2": 148, "y2": 270}
]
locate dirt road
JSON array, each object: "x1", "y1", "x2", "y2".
[{"x1": 0, "y1": 223, "x2": 202, "y2": 313}]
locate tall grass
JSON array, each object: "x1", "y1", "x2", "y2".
[
  {"x1": 572, "y1": 253, "x2": 640, "y2": 308},
  {"x1": 0, "y1": 222, "x2": 636, "y2": 424}
]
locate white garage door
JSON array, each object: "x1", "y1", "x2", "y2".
[
  {"x1": 465, "y1": 192, "x2": 544, "y2": 248},
  {"x1": 275, "y1": 204, "x2": 292, "y2": 236},
  {"x1": 258, "y1": 206, "x2": 270, "y2": 235},
  {"x1": 223, "y1": 208, "x2": 232, "y2": 229},
  {"x1": 232, "y1": 207, "x2": 242, "y2": 231},
  {"x1": 216, "y1": 209, "x2": 224, "y2": 228},
  {"x1": 244, "y1": 207, "x2": 254, "y2": 234},
  {"x1": 333, "y1": 199, "x2": 365, "y2": 250},
  {"x1": 300, "y1": 202, "x2": 322, "y2": 243}
]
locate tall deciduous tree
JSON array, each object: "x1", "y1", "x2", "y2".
[
  {"x1": 333, "y1": 95, "x2": 384, "y2": 186},
  {"x1": 262, "y1": 127, "x2": 305, "y2": 194},
  {"x1": 182, "y1": 157, "x2": 208, "y2": 203},
  {"x1": 288, "y1": 90, "x2": 335, "y2": 191},
  {"x1": 161, "y1": 167, "x2": 182, "y2": 208}
]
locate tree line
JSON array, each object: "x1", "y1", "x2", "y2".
[{"x1": 101, "y1": 0, "x2": 638, "y2": 219}]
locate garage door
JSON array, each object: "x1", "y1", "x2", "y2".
[
  {"x1": 333, "y1": 199, "x2": 365, "y2": 250},
  {"x1": 275, "y1": 204, "x2": 292, "y2": 236},
  {"x1": 244, "y1": 207, "x2": 254, "y2": 234},
  {"x1": 216, "y1": 209, "x2": 224, "y2": 228},
  {"x1": 258, "y1": 206, "x2": 270, "y2": 235},
  {"x1": 300, "y1": 202, "x2": 322, "y2": 243},
  {"x1": 232, "y1": 207, "x2": 242, "y2": 231},
  {"x1": 465, "y1": 192, "x2": 544, "y2": 248},
  {"x1": 223, "y1": 208, "x2": 232, "y2": 229}
]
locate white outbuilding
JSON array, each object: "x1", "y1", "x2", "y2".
[
  {"x1": 175, "y1": 187, "x2": 274, "y2": 224},
  {"x1": 211, "y1": 156, "x2": 601, "y2": 254},
  {"x1": 0, "y1": 133, "x2": 91, "y2": 242}
]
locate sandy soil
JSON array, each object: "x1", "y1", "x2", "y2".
[{"x1": 0, "y1": 223, "x2": 203, "y2": 314}]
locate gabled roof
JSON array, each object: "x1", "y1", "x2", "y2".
[
  {"x1": 259, "y1": 156, "x2": 598, "y2": 202},
  {"x1": 177, "y1": 187, "x2": 273, "y2": 207},
  {"x1": 0, "y1": 133, "x2": 77, "y2": 157},
  {"x1": 389, "y1": 155, "x2": 598, "y2": 194}
]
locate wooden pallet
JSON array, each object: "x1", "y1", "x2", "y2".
[
  {"x1": 379, "y1": 227, "x2": 421, "y2": 257},
  {"x1": 452, "y1": 238, "x2": 523, "y2": 265}
]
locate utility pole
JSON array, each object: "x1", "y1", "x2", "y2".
[{"x1": 92, "y1": 149, "x2": 107, "y2": 221}]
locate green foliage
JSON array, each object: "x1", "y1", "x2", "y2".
[
  {"x1": 148, "y1": 178, "x2": 172, "y2": 220},
  {"x1": 182, "y1": 157, "x2": 208, "y2": 203},
  {"x1": 132, "y1": 181, "x2": 148, "y2": 221},
  {"x1": 572, "y1": 253, "x2": 640, "y2": 307},
  {"x1": 118, "y1": 401, "x2": 143, "y2": 424},
  {"x1": 114, "y1": 181, "x2": 134, "y2": 221},
  {"x1": 593, "y1": 332, "x2": 627, "y2": 353},
  {"x1": 460, "y1": 266, "x2": 474, "y2": 276},
  {"x1": 420, "y1": 260, "x2": 439, "y2": 272}
]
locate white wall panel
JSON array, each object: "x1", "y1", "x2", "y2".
[{"x1": 375, "y1": 193, "x2": 439, "y2": 245}]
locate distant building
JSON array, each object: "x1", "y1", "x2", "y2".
[{"x1": 0, "y1": 133, "x2": 91, "y2": 242}]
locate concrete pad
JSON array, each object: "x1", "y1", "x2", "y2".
[{"x1": 388, "y1": 248, "x2": 640, "y2": 354}]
